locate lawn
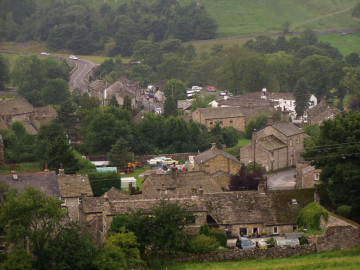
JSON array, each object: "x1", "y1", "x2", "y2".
[
  {"x1": 155, "y1": 247, "x2": 360, "y2": 270},
  {"x1": 235, "y1": 139, "x2": 251, "y2": 148},
  {"x1": 121, "y1": 164, "x2": 151, "y2": 190}
]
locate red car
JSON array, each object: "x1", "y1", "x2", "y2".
[{"x1": 207, "y1": 86, "x2": 217, "y2": 92}]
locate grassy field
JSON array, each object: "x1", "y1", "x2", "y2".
[
  {"x1": 155, "y1": 247, "x2": 360, "y2": 270},
  {"x1": 121, "y1": 165, "x2": 151, "y2": 190},
  {"x1": 235, "y1": 139, "x2": 251, "y2": 148},
  {"x1": 318, "y1": 32, "x2": 360, "y2": 56},
  {"x1": 0, "y1": 162, "x2": 42, "y2": 174}
]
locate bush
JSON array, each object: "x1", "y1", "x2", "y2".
[
  {"x1": 337, "y1": 205, "x2": 352, "y2": 218},
  {"x1": 188, "y1": 235, "x2": 219, "y2": 254},
  {"x1": 268, "y1": 237, "x2": 275, "y2": 247},
  {"x1": 210, "y1": 228, "x2": 227, "y2": 247},
  {"x1": 296, "y1": 202, "x2": 328, "y2": 230},
  {"x1": 199, "y1": 223, "x2": 210, "y2": 236},
  {"x1": 299, "y1": 235, "x2": 309, "y2": 245}
]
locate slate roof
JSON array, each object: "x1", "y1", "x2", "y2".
[
  {"x1": 57, "y1": 174, "x2": 93, "y2": 198},
  {"x1": 267, "y1": 122, "x2": 304, "y2": 137},
  {"x1": 0, "y1": 97, "x2": 35, "y2": 115},
  {"x1": 0, "y1": 171, "x2": 61, "y2": 198},
  {"x1": 307, "y1": 99, "x2": 340, "y2": 124},
  {"x1": 35, "y1": 106, "x2": 57, "y2": 118},
  {"x1": 196, "y1": 107, "x2": 245, "y2": 119},
  {"x1": 210, "y1": 170, "x2": 231, "y2": 178},
  {"x1": 142, "y1": 171, "x2": 223, "y2": 196},
  {"x1": 302, "y1": 165, "x2": 315, "y2": 175},
  {"x1": 178, "y1": 100, "x2": 192, "y2": 110},
  {"x1": 258, "y1": 135, "x2": 287, "y2": 151},
  {"x1": 193, "y1": 145, "x2": 240, "y2": 165},
  {"x1": 89, "y1": 80, "x2": 109, "y2": 92}
]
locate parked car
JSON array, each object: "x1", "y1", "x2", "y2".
[
  {"x1": 69, "y1": 55, "x2": 78, "y2": 60},
  {"x1": 155, "y1": 107, "x2": 162, "y2": 114},
  {"x1": 147, "y1": 156, "x2": 166, "y2": 165},
  {"x1": 191, "y1": 86, "x2": 202, "y2": 92},
  {"x1": 40, "y1": 52, "x2": 50, "y2": 56},
  {"x1": 206, "y1": 86, "x2": 217, "y2": 92},
  {"x1": 163, "y1": 158, "x2": 178, "y2": 165},
  {"x1": 236, "y1": 237, "x2": 255, "y2": 250}
]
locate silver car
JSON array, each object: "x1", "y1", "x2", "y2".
[{"x1": 236, "y1": 237, "x2": 255, "y2": 250}]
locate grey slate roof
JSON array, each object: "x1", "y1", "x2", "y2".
[
  {"x1": 193, "y1": 147, "x2": 240, "y2": 165},
  {"x1": 0, "y1": 171, "x2": 61, "y2": 198},
  {"x1": 58, "y1": 174, "x2": 93, "y2": 198},
  {"x1": 196, "y1": 107, "x2": 245, "y2": 119},
  {"x1": 268, "y1": 122, "x2": 304, "y2": 137}
]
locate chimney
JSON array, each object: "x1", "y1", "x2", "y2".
[
  {"x1": 171, "y1": 167, "x2": 177, "y2": 180},
  {"x1": 199, "y1": 186, "x2": 204, "y2": 197},
  {"x1": 11, "y1": 163, "x2": 16, "y2": 174},
  {"x1": 211, "y1": 142, "x2": 217, "y2": 149},
  {"x1": 204, "y1": 163, "x2": 210, "y2": 174},
  {"x1": 191, "y1": 187, "x2": 198, "y2": 196},
  {"x1": 267, "y1": 115, "x2": 273, "y2": 124},
  {"x1": 281, "y1": 111, "x2": 289, "y2": 122},
  {"x1": 314, "y1": 188, "x2": 320, "y2": 204},
  {"x1": 44, "y1": 163, "x2": 49, "y2": 172},
  {"x1": 59, "y1": 164, "x2": 65, "y2": 176}
]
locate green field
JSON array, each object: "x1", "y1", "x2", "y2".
[
  {"x1": 319, "y1": 32, "x2": 360, "y2": 56},
  {"x1": 155, "y1": 247, "x2": 360, "y2": 270},
  {"x1": 201, "y1": 0, "x2": 359, "y2": 37}
]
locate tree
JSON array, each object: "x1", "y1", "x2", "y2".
[
  {"x1": 345, "y1": 52, "x2": 360, "y2": 67},
  {"x1": 109, "y1": 200, "x2": 193, "y2": 254},
  {"x1": 41, "y1": 78, "x2": 70, "y2": 105},
  {"x1": 108, "y1": 96, "x2": 119, "y2": 107},
  {"x1": 222, "y1": 126, "x2": 239, "y2": 148},
  {"x1": 0, "y1": 186, "x2": 66, "y2": 269},
  {"x1": 44, "y1": 137, "x2": 79, "y2": 173},
  {"x1": 244, "y1": 113, "x2": 268, "y2": 139},
  {"x1": 163, "y1": 96, "x2": 178, "y2": 117},
  {"x1": 229, "y1": 164, "x2": 262, "y2": 191},
  {"x1": 283, "y1": 21, "x2": 290, "y2": 34},
  {"x1": 0, "y1": 54, "x2": 10, "y2": 90},
  {"x1": 302, "y1": 111, "x2": 360, "y2": 221},
  {"x1": 36, "y1": 121, "x2": 66, "y2": 160},
  {"x1": 163, "y1": 79, "x2": 187, "y2": 102},
  {"x1": 94, "y1": 228, "x2": 145, "y2": 270},
  {"x1": 122, "y1": 95, "x2": 132, "y2": 112},
  {"x1": 294, "y1": 78, "x2": 310, "y2": 119},
  {"x1": 108, "y1": 138, "x2": 133, "y2": 168}
]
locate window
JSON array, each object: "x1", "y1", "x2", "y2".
[
  {"x1": 61, "y1": 198, "x2": 66, "y2": 206},
  {"x1": 314, "y1": 173, "x2": 320, "y2": 181},
  {"x1": 78, "y1": 198, "x2": 82, "y2": 204},
  {"x1": 230, "y1": 120, "x2": 233, "y2": 123},
  {"x1": 273, "y1": 226, "x2": 278, "y2": 234},
  {"x1": 297, "y1": 137, "x2": 300, "y2": 144},
  {"x1": 293, "y1": 226, "x2": 297, "y2": 232},
  {"x1": 289, "y1": 139, "x2": 293, "y2": 146},
  {"x1": 210, "y1": 121, "x2": 213, "y2": 125},
  {"x1": 186, "y1": 216, "x2": 196, "y2": 224},
  {"x1": 253, "y1": 227, "x2": 258, "y2": 234},
  {"x1": 220, "y1": 121, "x2": 223, "y2": 124},
  {"x1": 240, "y1": 227, "x2": 248, "y2": 236}
]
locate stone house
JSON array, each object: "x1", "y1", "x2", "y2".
[
  {"x1": 192, "y1": 107, "x2": 246, "y2": 131},
  {"x1": 240, "y1": 121, "x2": 307, "y2": 171},
  {"x1": 177, "y1": 100, "x2": 192, "y2": 112},
  {"x1": 296, "y1": 162, "x2": 321, "y2": 189},
  {"x1": 78, "y1": 188, "x2": 315, "y2": 242},
  {"x1": 307, "y1": 98, "x2": 340, "y2": 124},
  {"x1": 88, "y1": 80, "x2": 110, "y2": 105},
  {"x1": 193, "y1": 143, "x2": 240, "y2": 176},
  {"x1": 57, "y1": 169, "x2": 94, "y2": 221},
  {"x1": 0, "y1": 97, "x2": 57, "y2": 134},
  {"x1": 0, "y1": 171, "x2": 61, "y2": 198}
]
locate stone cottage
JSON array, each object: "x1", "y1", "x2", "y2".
[
  {"x1": 192, "y1": 107, "x2": 246, "y2": 131},
  {"x1": 296, "y1": 163, "x2": 321, "y2": 189},
  {"x1": 57, "y1": 168, "x2": 94, "y2": 221},
  {"x1": 0, "y1": 97, "x2": 57, "y2": 134},
  {"x1": 307, "y1": 98, "x2": 340, "y2": 124},
  {"x1": 240, "y1": 121, "x2": 307, "y2": 171},
  {"x1": 78, "y1": 188, "x2": 316, "y2": 242},
  {"x1": 193, "y1": 143, "x2": 240, "y2": 176}
]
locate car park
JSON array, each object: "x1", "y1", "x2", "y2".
[
  {"x1": 69, "y1": 55, "x2": 78, "y2": 60},
  {"x1": 236, "y1": 237, "x2": 255, "y2": 250}
]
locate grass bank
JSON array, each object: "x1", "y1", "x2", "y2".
[{"x1": 150, "y1": 247, "x2": 360, "y2": 270}]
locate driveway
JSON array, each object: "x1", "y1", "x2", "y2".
[{"x1": 266, "y1": 169, "x2": 296, "y2": 190}]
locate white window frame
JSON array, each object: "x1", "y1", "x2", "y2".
[
  {"x1": 78, "y1": 198, "x2": 82, "y2": 204},
  {"x1": 273, "y1": 226, "x2": 278, "y2": 234},
  {"x1": 314, "y1": 173, "x2": 320, "y2": 181}
]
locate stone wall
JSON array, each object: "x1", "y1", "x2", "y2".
[
  {"x1": 308, "y1": 225, "x2": 360, "y2": 252},
  {"x1": 174, "y1": 245, "x2": 316, "y2": 263},
  {"x1": 135, "y1": 153, "x2": 197, "y2": 163}
]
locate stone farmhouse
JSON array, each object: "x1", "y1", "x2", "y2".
[
  {"x1": 306, "y1": 98, "x2": 340, "y2": 124},
  {"x1": 0, "y1": 97, "x2": 57, "y2": 134},
  {"x1": 57, "y1": 168, "x2": 94, "y2": 221},
  {"x1": 88, "y1": 76, "x2": 141, "y2": 107},
  {"x1": 78, "y1": 188, "x2": 316, "y2": 242},
  {"x1": 296, "y1": 162, "x2": 321, "y2": 189},
  {"x1": 192, "y1": 143, "x2": 240, "y2": 177},
  {"x1": 240, "y1": 121, "x2": 307, "y2": 171},
  {"x1": 192, "y1": 107, "x2": 246, "y2": 131}
]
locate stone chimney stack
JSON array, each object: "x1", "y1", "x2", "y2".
[
  {"x1": 211, "y1": 142, "x2": 217, "y2": 149},
  {"x1": 281, "y1": 110, "x2": 289, "y2": 122},
  {"x1": 267, "y1": 115, "x2": 273, "y2": 124},
  {"x1": 204, "y1": 163, "x2": 210, "y2": 174},
  {"x1": 59, "y1": 164, "x2": 65, "y2": 176},
  {"x1": 171, "y1": 166, "x2": 177, "y2": 180},
  {"x1": 314, "y1": 189, "x2": 320, "y2": 204},
  {"x1": 44, "y1": 163, "x2": 49, "y2": 172}
]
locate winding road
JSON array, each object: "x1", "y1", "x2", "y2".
[{"x1": 69, "y1": 58, "x2": 96, "y2": 93}]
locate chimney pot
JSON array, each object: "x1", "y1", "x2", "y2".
[{"x1": 211, "y1": 143, "x2": 216, "y2": 149}]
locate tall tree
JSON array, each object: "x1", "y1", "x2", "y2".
[
  {"x1": 40, "y1": 78, "x2": 70, "y2": 105},
  {"x1": 294, "y1": 78, "x2": 310, "y2": 119},
  {"x1": 162, "y1": 79, "x2": 187, "y2": 102},
  {"x1": 163, "y1": 96, "x2": 178, "y2": 118},
  {"x1": 0, "y1": 54, "x2": 10, "y2": 90},
  {"x1": 108, "y1": 138, "x2": 133, "y2": 168},
  {"x1": 122, "y1": 95, "x2": 132, "y2": 112},
  {"x1": 302, "y1": 111, "x2": 360, "y2": 221}
]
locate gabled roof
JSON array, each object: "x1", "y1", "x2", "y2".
[
  {"x1": 194, "y1": 145, "x2": 240, "y2": 165},
  {"x1": 177, "y1": 100, "x2": 192, "y2": 110},
  {"x1": 266, "y1": 122, "x2": 304, "y2": 137},
  {"x1": 57, "y1": 174, "x2": 93, "y2": 198},
  {"x1": 35, "y1": 106, "x2": 57, "y2": 118},
  {"x1": 0, "y1": 171, "x2": 61, "y2": 198},
  {"x1": 258, "y1": 135, "x2": 287, "y2": 151},
  {"x1": 0, "y1": 97, "x2": 35, "y2": 115},
  {"x1": 195, "y1": 107, "x2": 244, "y2": 119},
  {"x1": 307, "y1": 99, "x2": 340, "y2": 124}
]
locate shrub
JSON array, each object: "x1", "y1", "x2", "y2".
[
  {"x1": 188, "y1": 235, "x2": 219, "y2": 254},
  {"x1": 199, "y1": 223, "x2": 210, "y2": 236},
  {"x1": 268, "y1": 237, "x2": 275, "y2": 247},
  {"x1": 337, "y1": 205, "x2": 352, "y2": 218},
  {"x1": 296, "y1": 202, "x2": 328, "y2": 230},
  {"x1": 210, "y1": 228, "x2": 227, "y2": 247},
  {"x1": 299, "y1": 235, "x2": 309, "y2": 245}
]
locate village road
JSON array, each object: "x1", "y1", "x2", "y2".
[
  {"x1": 69, "y1": 58, "x2": 96, "y2": 92},
  {"x1": 266, "y1": 169, "x2": 296, "y2": 190}
]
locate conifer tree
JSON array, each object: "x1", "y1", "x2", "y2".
[{"x1": 294, "y1": 78, "x2": 310, "y2": 119}]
